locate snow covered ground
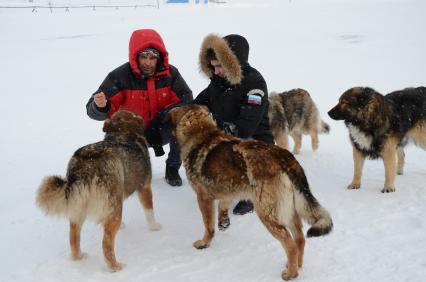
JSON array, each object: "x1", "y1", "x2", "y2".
[{"x1": 1, "y1": 0, "x2": 426, "y2": 281}]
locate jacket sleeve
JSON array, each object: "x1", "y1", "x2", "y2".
[
  {"x1": 86, "y1": 71, "x2": 121, "y2": 121},
  {"x1": 170, "y1": 66, "x2": 193, "y2": 103},
  {"x1": 192, "y1": 86, "x2": 211, "y2": 108},
  {"x1": 234, "y1": 76, "x2": 269, "y2": 139}
]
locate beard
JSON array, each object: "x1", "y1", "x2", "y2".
[{"x1": 140, "y1": 66, "x2": 155, "y2": 76}]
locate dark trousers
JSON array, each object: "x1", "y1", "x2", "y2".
[{"x1": 160, "y1": 124, "x2": 182, "y2": 170}]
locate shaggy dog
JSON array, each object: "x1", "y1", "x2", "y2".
[
  {"x1": 167, "y1": 104, "x2": 333, "y2": 280},
  {"x1": 269, "y1": 88, "x2": 330, "y2": 154},
  {"x1": 36, "y1": 110, "x2": 161, "y2": 271},
  {"x1": 328, "y1": 86, "x2": 426, "y2": 193}
]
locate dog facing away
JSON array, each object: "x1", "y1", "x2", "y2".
[
  {"x1": 268, "y1": 88, "x2": 330, "y2": 154},
  {"x1": 328, "y1": 86, "x2": 426, "y2": 193},
  {"x1": 36, "y1": 110, "x2": 161, "y2": 271},
  {"x1": 167, "y1": 104, "x2": 333, "y2": 280}
]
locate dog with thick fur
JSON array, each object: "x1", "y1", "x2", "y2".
[
  {"x1": 36, "y1": 110, "x2": 161, "y2": 271},
  {"x1": 328, "y1": 86, "x2": 426, "y2": 193},
  {"x1": 269, "y1": 88, "x2": 330, "y2": 154},
  {"x1": 167, "y1": 104, "x2": 333, "y2": 280}
]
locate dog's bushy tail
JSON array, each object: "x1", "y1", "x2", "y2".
[
  {"x1": 293, "y1": 175, "x2": 333, "y2": 237},
  {"x1": 36, "y1": 176, "x2": 69, "y2": 217},
  {"x1": 319, "y1": 120, "x2": 330, "y2": 134}
]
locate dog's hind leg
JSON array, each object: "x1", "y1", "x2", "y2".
[
  {"x1": 397, "y1": 147, "x2": 405, "y2": 175},
  {"x1": 138, "y1": 185, "x2": 162, "y2": 231},
  {"x1": 256, "y1": 211, "x2": 299, "y2": 280},
  {"x1": 193, "y1": 190, "x2": 215, "y2": 249},
  {"x1": 69, "y1": 220, "x2": 86, "y2": 260},
  {"x1": 218, "y1": 198, "x2": 232, "y2": 231},
  {"x1": 289, "y1": 214, "x2": 305, "y2": 268},
  {"x1": 102, "y1": 205, "x2": 124, "y2": 272}
]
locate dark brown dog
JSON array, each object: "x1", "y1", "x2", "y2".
[
  {"x1": 168, "y1": 104, "x2": 333, "y2": 280},
  {"x1": 36, "y1": 110, "x2": 161, "y2": 271},
  {"x1": 269, "y1": 89, "x2": 330, "y2": 154},
  {"x1": 328, "y1": 86, "x2": 426, "y2": 192}
]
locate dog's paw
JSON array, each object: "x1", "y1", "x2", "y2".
[
  {"x1": 397, "y1": 169, "x2": 404, "y2": 175},
  {"x1": 193, "y1": 240, "x2": 210, "y2": 249},
  {"x1": 381, "y1": 186, "x2": 395, "y2": 193},
  {"x1": 70, "y1": 252, "x2": 88, "y2": 261},
  {"x1": 347, "y1": 183, "x2": 360, "y2": 190},
  {"x1": 148, "y1": 222, "x2": 162, "y2": 231},
  {"x1": 218, "y1": 217, "x2": 230, "y2": 231},
  {"x1": 281, "y1": 268, "x2": 298, "y2": 281},
  {"x1": 107, "y1": 262, "x2": 126, "y2": 272}
]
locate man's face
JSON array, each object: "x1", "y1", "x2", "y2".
[
  {"x1": 211, "y1": 59, "x2": 225, "y2": 78},
  {"x1": 138, "y1": 53, "x2": 158, "y2": 76}
]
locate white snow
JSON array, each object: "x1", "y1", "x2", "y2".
[{"x1": 1, "y1": 0, "x2": 426, "y2": 281}]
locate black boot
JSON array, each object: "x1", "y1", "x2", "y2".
[
  {"x1": 232, "y1": 200, "x2": 254, "y2": 215},
  {"x1": 165, "y1": 165, "x2": 182, "y2": 187}
]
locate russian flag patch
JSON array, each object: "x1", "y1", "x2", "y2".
[{"x1": 247, "y1": 94, "x2": 262, "y2": 105}]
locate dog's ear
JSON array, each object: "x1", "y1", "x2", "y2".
[
  {"x1": 199, "y1": 105, "x2": 210, "y2": 113},
  {"x1": 357, "y1": 87, "x2": 378, "y2": 107},
  {"x1": 103, "y1": 118, "x2": 117, "y2": 133}
]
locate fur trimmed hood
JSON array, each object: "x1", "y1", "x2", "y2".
[{"x1": 199, "y1": 34, "x2": 249, "y2": 85}]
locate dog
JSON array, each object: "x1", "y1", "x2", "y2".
[
  {"x1": 328, "y1": 86, "x2": 426, "y2": 193},
  {"x1": 167, "y1": 104, "x2": 333, "y2": 280},
  {"x1": 36, "y1": 110, "x2": 161, "y2": 271},
  {"x1": 269, "y1": 88, "x2": 330, "y2": 154}
]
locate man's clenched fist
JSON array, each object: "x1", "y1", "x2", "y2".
[{"x1": 94, "y1": 92, "x2": 107, "y2": 108}]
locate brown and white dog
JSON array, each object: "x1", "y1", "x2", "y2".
[
  {"x1": 167, "y1": 104, "x2": 333, "y2": 280},
  {"x1": 36, "y1": 110, "x2": 161, "y2": 271},
  {"x1": 328, "y1": 86, "x2": 426, "y2": 192},
  {"x1": 269, "y1": 88, "x2": 330, "y2": 154}
]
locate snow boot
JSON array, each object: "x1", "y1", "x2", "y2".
[
  {"x1": 232, "y1": 200, "x2": 254, "y2": 215},
  {"x1": 165, "y1": 165, "x2": 182, "y2": 187}
]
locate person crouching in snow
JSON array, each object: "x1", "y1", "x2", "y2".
[{"x1": 86, "y1": 29, "x2": 193, "y2": 187}]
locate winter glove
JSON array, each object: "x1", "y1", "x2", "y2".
[
  {"x1": 145, "y1": 114, "x2": 165, "y2": 157},
  {"x1": 223, "y1": 122, "x2": 238, "y2": 136}
]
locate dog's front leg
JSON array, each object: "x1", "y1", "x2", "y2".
[
  {"x1": 396, "y1": 147, "x2": 405, "y2": 175},
  {"x1": 218, "y1": 198, "x2": 232, "y2": 231},
  {"x1": 193, "y1": 191, "x2": 215, "y2": 249},
  {"x1": 382, "y1": 142, "x2": 397, "y2": 193},
  {"x1": 348, "y1": 146, "x2": 365, "y2": 189},
  {"x1": 138, "y1": 185, "x2": 162, "y2": 231}
]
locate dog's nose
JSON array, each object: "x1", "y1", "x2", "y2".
[{"x1": 328, "y1": 107, "x2": 341, "y2": 120}]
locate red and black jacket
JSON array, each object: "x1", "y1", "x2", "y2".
[{"x1": 86, "y1": 29, "x2": 193, "y2": 128}]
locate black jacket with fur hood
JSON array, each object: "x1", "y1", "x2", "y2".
[{"x1": 194, "y1": 34, "x2": 274, "y2": 144}]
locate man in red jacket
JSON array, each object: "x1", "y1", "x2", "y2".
[{"x1": 86, "y1": 29, "x2": 193, "y2": 186}]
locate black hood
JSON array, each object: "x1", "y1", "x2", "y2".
[{"x1": 223, "y1": 34, "x2": 249, "y2": 65}]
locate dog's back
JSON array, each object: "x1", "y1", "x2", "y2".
[
  {"x1": 37, "y1": 140, "x2": 151, "y2": 224},
  {"x1": 386, "y1": 87, "x2": 426, "y2": 133}
]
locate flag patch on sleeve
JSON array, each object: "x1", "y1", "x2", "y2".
[{"x1": 247, "y1": 94, "x2": 262, "y2": 105}]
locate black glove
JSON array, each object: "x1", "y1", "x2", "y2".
[
  {"x1": 145, "y1": 114, "x2": 165, "y2": 157},
  {"x1": 223, "y1": 122, "x2": 238, "y2": 136}
]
